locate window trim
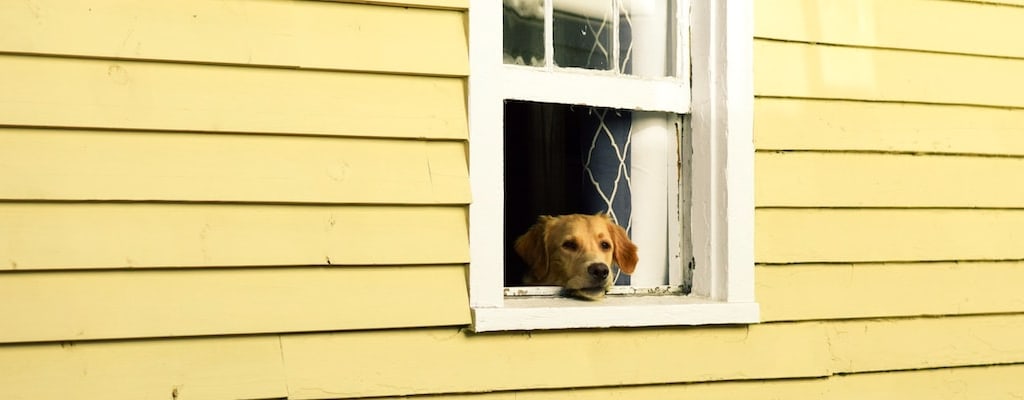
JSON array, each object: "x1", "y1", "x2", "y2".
[{"x1": 468, "y1": 0, "x2": 758, "y2": 332}]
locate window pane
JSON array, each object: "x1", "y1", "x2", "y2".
[
  {"x1": 503, "y1": 0, "x2": 545, "y2": 66},
  {"x1": 620, "y1": 0, "x2": 672, "y2": 77},
  {"x1": 553, "y1": 0, "x2": 613, "y2": 70}
]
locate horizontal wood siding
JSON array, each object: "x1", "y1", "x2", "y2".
[
  {"x1": 756, "y1": 262, "x2": 1024, "y2": 321},
  {"x1": 0, "y1": 54, "x2": 467, "y2": 139},
  {"x1": 0, "y1": 204, "x2": 467, "y2": 269},
  {"x1": 757, "y1": 152, "x2": 1024, "y2": 207},
  {"x1": 4, "y1": 0, "x2": 1024, "y2": 399},
  {"x1": 755, "y1": 98, "x2": 1024, "y2": 155},
  {"x1": 0, "y1": 0, "x2": 467, "y2": 76},
  {"x1": 756, "y1": 0, "x2": 1024, "y2": 58},
  {"x1": 280, "y1": 324, "x2": 832, "y2": 398},
  {"x1": 748, "y1": 0, "x2": 1024, "y2": 399},
  {"x1": 0, "y1": 336, "x2": 288, "y2": 400},
  {"x1": 0, "y1": 265, "x2": 469, "y2": 343},
  {"x1": 0, "y1": 0, "x2": 471, "y2": 351},
  {"x1": 373, "y1": 364, "x2": 1024, "y2": 400},
  {"x1": 0, "y1": 129, "x2": 468, "y2": 204}
]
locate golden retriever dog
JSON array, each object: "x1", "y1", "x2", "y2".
[{"x1": 514, "y1": 213, "x2": 638, "y2": 300}]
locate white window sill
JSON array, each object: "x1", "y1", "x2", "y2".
[{"x1": 471, "y1": 295, "x2": 760, "y2": 332}]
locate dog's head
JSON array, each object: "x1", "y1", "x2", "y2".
[{"x1": 514, "y1": 213, "x2": 638, "y2": 300}]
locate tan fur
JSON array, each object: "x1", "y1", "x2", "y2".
[{"x1": 514, "y1": 213, "x2": 639, "y2": 300}]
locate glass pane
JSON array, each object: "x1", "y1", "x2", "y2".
[
  {"x1": 553, "y1": 0, "x2": 613, "y2": 70},
  {"x1": 620, "y1": 0, "x2": 672, "y2": 77},
  {"x1": 503, "y1": 0, "x2": 545, "y2": 66}
]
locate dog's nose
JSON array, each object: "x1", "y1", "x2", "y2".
[{"x1": 587, "y1": 263, "x2": 610, "y2": 280}]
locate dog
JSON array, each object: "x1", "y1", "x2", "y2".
[{"x1": 514, "y1": 213, "x2": 638, "y2": 300}]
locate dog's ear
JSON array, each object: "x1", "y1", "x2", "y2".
[
  {"x1": 607, "y1": 219, "x2": 638, "y2": 275},
  {"x1": 515, "y1": 216, "x2": 554, "y2": 281}
]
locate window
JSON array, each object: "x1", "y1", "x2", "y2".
[{"x1": 469, "y1": 0, "x2": 758, "y2": 331}]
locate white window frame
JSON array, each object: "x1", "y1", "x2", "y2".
[{"x1": 468, "y1": 0, "x2": 758, "y2": 332}]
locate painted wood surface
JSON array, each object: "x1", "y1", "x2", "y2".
[
  {"x1": 757, "y1": 262, "x2": 1024, "y2": 321},
  {"x1": 0, "y1": 265, "x2": 468, "y2": 343},
  {"x1": 755, "y1": 98, "x2": 1024, "y2": 155},
  {"x1": 373, "y1": 364, "x2": 1024, "y2": 400},
  {"x1": 828, "y1": 314, "x2": 1024, "y2": 373},
  {"x1": 0, "y1": 54, "x2": 467, "y2": 139},
  {"x1": 756, "y1": 151, "x2": 1024, "y2": 207},
  {"x1": 0, "y1": 204, "x2": 468, "y2": 269},
  {"x1": 2, "y1": 322, "x2": 1022, "y2": 399},
  {"x1": 755, "y1": 0, "x2": 1024, "y2": 58},
  {"x1": 0, "y1": 0, "x2": 467, "y2": 76},
  {"x1": 754, "y1": 40, "x2": 1024, "y2": 108},
  {"x1": 756, "y1": 209, "x2": 1024, "y2": 263},
  {"x1": 0, "y1": 129, "x2": 469, "y2": 204},
  {"x1": 280, "y1": 323, "x2": 831, "y2": 399},
  {"x1": 0, "y1": 336, "x2": 287, "y2": 400},
  {"x1": 279, "y1": 313, "x2": 1024, "y2": 398}
]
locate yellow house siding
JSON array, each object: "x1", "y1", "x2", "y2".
[
  {"x1": 756, "y1": 96, "x2": 1024, "y2": 155},
  {"x1": 756, "y1": 0, "x2": 1024, "y2": 58},
  {"x1": 0, "y1": 55, "x2": 466, "y2": 139},
  {"x1": 0, "y1": 265, "x2": 468, "y2": 343},
  {"x1": 280, "y1": 324, "x2": 832, "y2": 398},
  {"x1": 0, "y1": 1, "x2": 471, "y2": 398},
  {"x1": 371, "y1": 364, "x2": 1024, "y2": 400},
  {"x1": 0, "y1": 204, "x2": 467, "y2": 269},
  {"x1": 757, "y1": 262, "x2": 1024, "y2": 321},
  {"x1": 758, "y1": 152, "x2": 1024, "y2": 207},
  {"x1": 0, "y1": 130, "x2": 468, "y2": 204},
  {"x1": 3, "y1": 0, "x2": 1024, "y2": 399},
  {"x1": 0, "y1": 0, "x2": 468, "y2": 76},
  {"x1": 751, "y1": 0, "x2": 1024, "y2": 398}
]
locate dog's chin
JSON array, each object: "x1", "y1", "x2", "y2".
[{"x1": 563, "y1": 286, "x2": 608, "y2": 301}]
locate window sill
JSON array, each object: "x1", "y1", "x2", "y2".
[{"x1": 471, "y1": 295, "x2": 760, "y2": 332}]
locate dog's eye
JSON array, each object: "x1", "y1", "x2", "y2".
[
  {"x1": 600, "y1": 241, "x2": 612, "y2": 250},
  {"x1": 561, "y1": 240, "x2": 578, "y2": 251}
]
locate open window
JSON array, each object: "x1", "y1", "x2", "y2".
[{"x1": 469, "y1": 0, "x2": 758, "y2": 331}]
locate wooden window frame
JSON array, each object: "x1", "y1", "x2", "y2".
[{"x1": 468, "y1": 0, "x2": 758, "y2": 332}]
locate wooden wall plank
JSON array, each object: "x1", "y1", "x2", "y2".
[
  {"x1": 372, "y1": 364, "x2": 1024, "y2": 400},
  {"x1": 756, "y1": 262, "x2": 1024, "y2": 321},
  {"x1": 755, "y1": 0, "x2": 1024, "y2": 58},
  {"x1": 756, "y1": 209, "x2": 1024, "y2": 263},
  {"x1": 0, "y1": 129, "x2": 468, "y2": 204},
  {"x1": 280, "y1": 323, "x2": 831, "y2": 399},
  {"x1": 754, "y1": 98, "x2": 1024, "y2": 155},
  {"x1": 0, "y1": 204, "x2": 468, "y2": 270},
  {"x1": 754, "y1": 40, "x2": 1024, "y2": 108},
  {"x1": 0, "y1": 0, "x2": 467, "y2": 76},
  {"x1": 828, "y1": 314, "x2": 1024, "y2": 373},
  {"x1": 756, "y1": 151, "x2": 1024, "y2": 208},
  {"x1": 0, "y1": 336, "x2": 286, "y2": 400},
  {"x1": 0, "y1": 265, "x2": 468, "y2": 343},
  {"x1": 0, "y1": 55, "x2": 467, "y2": 139}
]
